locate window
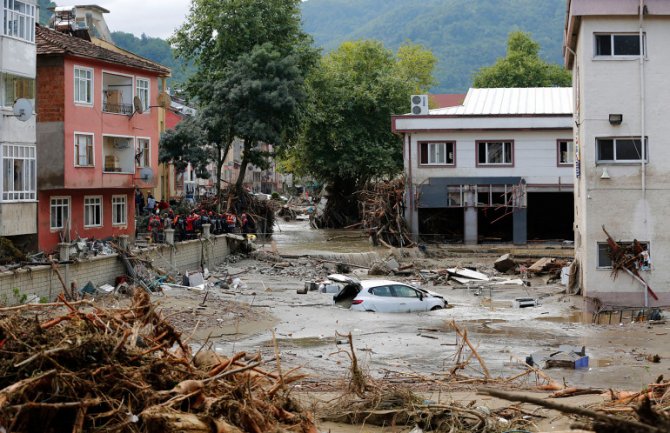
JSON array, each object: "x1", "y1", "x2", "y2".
[
  {"x1": 370, "y1": 286, "x2": 393, "y2": 297},
  {"x1": 598, "y1": 241, "x2": 650, "y2": 269},
  {"x1": 136, "y1": 138, "x2": 150, "y2": 168},
  {"x1": 50, "y1": 197, "x2": 70, "y2": 229},
  {"x1": 74, "y1": 67, "x2": 93, "y2": 104},
  {"x1": 596, "y1": 137, "x2": 647, "y2": 163},
  {"x1": 112, "y1": 195, "x2": 127, "y2": 226},
  {"x1": 136, "y1": 78, "x2": 150, "y2": 112},
  {"x1": 419, "y1": 141, "x2": 455, "y2": 165},
  {"x1": 3, "y1": 0, "x2": 35, "y2": 42},
  {"x1": 595, "y1": 33, "x2": 644, "y2": 57},
  {"x1": 558, "y1": 140, "x2": 574, "y2": 166},
  {"x1": 391, "y1": 285, "x2": 420, "y2": 298},
  {"x1": 84, "y1": 196, "x2": 102, "y2": 227},
  {"x1": 477, "y1": 141, "x2": 513, "y2": 166},
  {"x1": 74, "y1": 133, "x2": 94, "y2": 167},
  {"x1": 3, "y1": 74, "x2": 34, "y2": 106},
  {"x1": 2, "y1": 144, "x2": 35, "y2": 201}
]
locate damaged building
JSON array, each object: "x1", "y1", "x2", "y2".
[
  {"x1": 392, "y1": 88, "x2": 574, "y2": 245},
  {"x1": 565, "y1": 0, "x2": 670, "y2": 309}
]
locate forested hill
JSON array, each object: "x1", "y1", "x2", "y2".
[{"x1": 301, "y1": 0, "x2": 567, "y2": 93}]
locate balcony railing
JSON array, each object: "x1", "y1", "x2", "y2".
[{"x1": 103, "y1": 102, "x2": 133, "y2": 115}]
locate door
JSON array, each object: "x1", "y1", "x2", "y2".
[{"x1": 391, "y1": 285, "x2": 426, "y2": 312}]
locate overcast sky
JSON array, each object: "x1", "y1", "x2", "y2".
[{"x1": 101, "y1": 0, "x2": 192, "y2": 39}]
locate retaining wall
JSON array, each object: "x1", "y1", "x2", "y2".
[{"x1": 0, "y1": 234, "x2": 234, "y2": 304}]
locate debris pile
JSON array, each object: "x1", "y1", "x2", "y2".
[
  {"x1": 0, "y1": 291, "x2": 316, "y2": 433},
  {"x1": 360, "y1": 178, "x2": 415, "y2": 248}
]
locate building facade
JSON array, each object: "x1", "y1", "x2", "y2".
[
  {"x1": 0, "y1": 0, "x2": 38, "y2": 246},
  {"x1": 35, "y1": 24, "x2": 169, "y2": 252},
  {"x1": 393, "y1": 88, "x2": 574, "y2": 244},
  {"x1": 565, "y1": 0, "x2": 670, "y2": 309}
]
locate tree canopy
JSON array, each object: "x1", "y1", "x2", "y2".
[
  {"x1": 472, "y1": 31, "x2": 571, "y2": 88},
  {"x1": 293, "y1": 40, "x2": 436, "y2": 226}
]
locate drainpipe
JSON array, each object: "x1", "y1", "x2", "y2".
[
  {"x1": 640, "y1": 0, "x2": 648, "y2": 308},
  {"x1": 406, "y1": 133, "x2": 414, "y2": 240}
]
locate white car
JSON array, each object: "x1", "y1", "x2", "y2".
[{"x1": 331, "y1": 276, "x2": 447, "y2": 313}]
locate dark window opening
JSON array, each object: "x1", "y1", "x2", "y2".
[
  {"x1": 418, "y1": 208, "x2": 463, "y2": 243},
  {"x1": 527, "y1": 192, "x2": 574, "y2": 241}
]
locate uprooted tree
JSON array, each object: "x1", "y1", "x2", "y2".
[{"x1": 292, "y1": 40, "x2": 436, "y2": 227}]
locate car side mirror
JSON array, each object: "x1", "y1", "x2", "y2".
[{"x1": 418, "y1": 293, "x2": 423, "y2": 300}]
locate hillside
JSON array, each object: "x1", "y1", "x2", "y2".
[{"x1": 301, "y1": 0, "x2": 567, "y2": 93}]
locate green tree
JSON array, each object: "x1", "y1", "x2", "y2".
[
  {"x1": 170, "y1": 0, "x2": 317, "y2": 196},
  {"x1": 472, "y1": 31, "x2": 571, "y2": 88},
  {"x1": 295, "y1": 40, "x2": 436, "y2": 226}
]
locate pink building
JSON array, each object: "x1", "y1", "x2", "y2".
[{"x1": 35, "y1": 25, "x2": 170, "y2": 252}]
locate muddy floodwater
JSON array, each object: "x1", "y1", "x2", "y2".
[{"x1": 162, "y1": 219, "x2": 670, "y2": 431}]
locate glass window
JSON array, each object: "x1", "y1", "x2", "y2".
[
  {"x1": 392, "y1": 285, "x2": 420, "y2": 298},
  {"x1": 596, "y1": 137, "x2": 647, "y2": 163},
  {"x1": 598, "y1": 241, "x2": 649, "y2": 268},
  {"x1": 50, "y1": 197, "x2": 70, "y2": 229},
  {"x1": 3, "y1": 0, "x2": 35, "y2": 42},
  {"x1": 419, "y1": 142, "x2": 455, "y2": 165},
  {"x1": 74, "y1": 134, "x2": 93, "y2": 166},
  {"x1": 136, "y1": 78, "x2": 150, "y2": 111},
  {"x1": 595, "y1": 34, "x2": 643, "y2": 57},
  {"x1": 136, "y1": 138, "x2": 150, "y2": 168},
  {"x1": 84, "y1": 196, "x2": 102, "y2": 227},
  {"x1": 74, "y1": 67, "x2": 93, "y2": 104},
  {"x1": 370, "y1": 286, "x2": 393, "y2": 297},
  {"x1": 2, "y1": 144, "x2": 35, "y2": 201},
  {"x1": 3, "y1": 74, "x2": 34, "y2": 106},
  {"x1": 112, "y1": 195, "x2": 127, "y2": 226},
  {"x1": 478, "y1": 141, "x2": 513, "y2": 165},
  {"x1": 558, "y1": 140, "x2": 574, "y2": 165}
]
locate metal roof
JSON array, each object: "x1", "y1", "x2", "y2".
[{"x1": 429, "y1": 87, "x2": 573, "y2": 116}]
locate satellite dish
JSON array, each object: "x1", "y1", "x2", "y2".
[
  {"x1": 157, "y1": 92, "x2": 171, "y2": 109},
  {"x1": 13, "y1": 99, "x2": 33, "y2": 122},
  {"x1": 139, "y1": 167, "x2": 154, "y2": 182},
  {"x1": 133, "y1": 96, "x2": 144, "y2": 115}
]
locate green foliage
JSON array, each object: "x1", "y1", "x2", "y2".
[
  {"x1": 296, "y1": 40, "x2": 435, "y2": 193},
  {"x1": 111, "y1": 31, "x2": 194, "y2": 88},
  {"x1": 300, "y1": 0, "x2": 567, "y2": 92},
  {"x1": 159, "y1": 115, "x2": 209, "y2": 175},
  {"x1": 472, "y1": 31, "x2": 571, "y2": 88}
]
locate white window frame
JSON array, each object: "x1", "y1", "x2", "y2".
[
  {"x1": 3, "y1": 73, "x2": 35, "y2": 107},
  {"x1": 84, "y1": 195, "x2": 103, "y2": 228},
  {"x1": 477, "y1": 141, "x2": 513, "y2": 166},
  {"x1": 594, "y1": 33, "x2": 646, "y2": 59},
  {"x1": 419, "y1": 141, "x2": 455, "y2": 166},
  {"x1": 3, "y1": 0, "x2": 35, "y2": 42},
  {"x1": 135, "y1": 77, "x2": 150, "y2": 112},
  {"x1": 596, "y1": 137, "x2": 648, "y2": 164},
  {"x1": 111, "y1": 194, "x2": 127, "y2": 226},
  {"x1": 74, "y1": 132, "x2": 94, "y2": 167},
  {"x1": 1, "y1": 144, "x2": 36, "y2": 202},
  {"x1": 136, "y1": 137, "x2": 150, "y2": 168},
  {"x1": 558, "y1": 139, "x2": 574, "y2": 166},
  {"x1": 49, "y1": 196, "x2": 70, "y2": 230},
  {"x1": 74, "y1": 66, "x2": 94, "y2": 105}
]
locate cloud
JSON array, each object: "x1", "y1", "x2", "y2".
[{"x1": 101, "y1": 0, "x2": 191, "y2": 39}]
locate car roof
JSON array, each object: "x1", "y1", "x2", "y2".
[{"x1": 360, "y1": 280, "x2": 407, "y2": 289}]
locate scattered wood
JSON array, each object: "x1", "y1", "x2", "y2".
[{"x1": 359, "y1": 178, "x2": 416, "y2": 248}]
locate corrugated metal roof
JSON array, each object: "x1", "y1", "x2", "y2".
[{"x1": 429, "y1": 87, "x2": 573, "y2": 116}]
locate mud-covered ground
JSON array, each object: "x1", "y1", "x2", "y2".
[{"x1": 151, "y1": 220, "x2": 670, "y2": 432}]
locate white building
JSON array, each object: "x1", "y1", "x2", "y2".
[
  {"x1": 565, "y1": 0, "x2": 670, "y2": 309},
  {"x1": 392, "y1": 88, "x2": 574, "y2": 244},
  {"x1": 0, "y1": 0, "x2": 37, "y2": 244}
]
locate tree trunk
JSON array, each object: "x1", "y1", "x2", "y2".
[
  {"x1": 215, "y1": 137, "x2": 232, "y2": 211},
  {"x1": 234, "y1": 138, "x2": 252, "y2": 194}
]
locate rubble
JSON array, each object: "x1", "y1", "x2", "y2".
[
  {"x1": 0, "y1": 290, "x2": 317, "y2": 433},
  {"x1": 493, "y1": 253, "x2": 515, "y2": 272},
  {"x1": 359, "y1": 178, "x2": 415, "y2": 248}
]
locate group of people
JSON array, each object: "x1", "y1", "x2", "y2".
[
  {"x1": 135, "y1": 189, "x2": 169, "y2": 215},
  {"x1": 144, "y1": 207, "x2": 256, "y2": 243}
]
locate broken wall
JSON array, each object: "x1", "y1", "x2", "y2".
[{"x1": 0, "y1": 235, "x2": 232, "y2": 305}]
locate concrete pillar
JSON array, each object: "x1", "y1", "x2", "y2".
[
  {"x1": 58, "y1": 242, "x2": 70, "y2": 261},
  {"x1": 463, "y1": 189, "x2": 478, "y2": 245},
  {"x1": 165, "y1": 229, "x2": 175, "y2": 245},
  {"x1": 118, "y1": 235, "x2": 129, "y2": 250},
  {"x1": 202, "y1": 223, "x2": 211, "y2": 239},
  {"x1": 513, "y1": 208, "x2": 528, "y2": 245}
]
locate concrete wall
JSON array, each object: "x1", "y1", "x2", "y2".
[
  {"x1": 0, "y1": 234, "x2": 233, "y2": 305},
  {"x1": 572, "y1": 15, "x2": 670, "y2": 308},
  {"x1": 0, "y1": 202, "x2": 37, "y2": 236}
]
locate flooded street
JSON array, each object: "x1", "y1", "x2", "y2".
[{"x1": 269, "y1": 219, "x2": 382, "y2": 254}]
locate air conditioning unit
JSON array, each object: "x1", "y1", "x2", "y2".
[{"x1": 410, "y1": 94, "x2": 429, "y2": 115}]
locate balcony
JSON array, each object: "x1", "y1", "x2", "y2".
[
  {"x1": 102, "y1": 72, "x2": 133, "y2": 115},
  {"x1": 102, "y1": 136, "x2": 135, "y2": 174}
]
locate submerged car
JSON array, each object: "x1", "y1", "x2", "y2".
[{"x1": 330, "y1": 275, "x2": 447, "y2": 313}]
